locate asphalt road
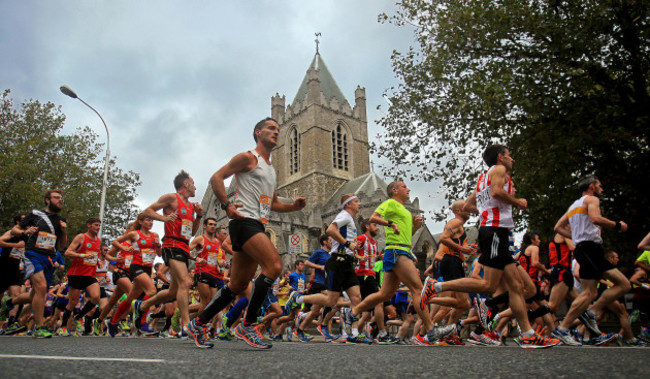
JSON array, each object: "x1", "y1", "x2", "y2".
[{"x1": 0, "y1": 335, "x2": 646, "y2": 378}]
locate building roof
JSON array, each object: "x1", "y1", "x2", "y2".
[
  {"x1": 325, "y1": 171, "x2": 388, "y2": 207},
  {"x1": 292, "y1": 53, "x2": 348, "y2": 106}
]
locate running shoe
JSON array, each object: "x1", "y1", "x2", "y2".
[
  {"x1": 413, "y1": 334, "x2": 433, "y2": 345},
  {"x1": 4, "y1": 323, "x2": 26, "y2": 335},
  {"x1": 514, "y1": 333, "x2": 561, "y2": 349},
  {"x1": 348, "y1": 335, "x2": 373, "y2": 344},
  {"x1": 375, "y1": 334, "x2": 400, "y2": 344},
  {"x1": 584, "y1": 332, "x2": 616, "y2": 346},
  {"x1": 139, "y1": 322, "x2": 158, "y2": 336},
  {"x1": 273, "y1": 334, "x2": 285, "y2": 342},
  {"x1": 551, "y1": 327, "x2": 582, "y2": 346},
  {"x1": 474, "y1": 297, "x2": 489, "y2": 328},
  {"x1": 285, "y1": 327, "x2": 293, "y2": 342},
  {"x1": 341, "y1": 307, "x2": 357, "y2": 332},
  {"x1": 487, "y1": 317, "x2": 500, "y2": 333},
  {"x1": 235, "y1": 323, "x2": 272, "y2": 349},
  {"x1": 442, "y1": 333, "x2": 465, "y2": 345},
  {"x1": 221, "y1": 313, "x2": 230, "y2": 331},
  {"x1": 0, "y1": 296, "x2": 12, "y2": 321},
  {"x1": 93, "y1": 318, "x2": 103, "y2": 336},
  {"x1": 253, "y1": 323, "x2": 273, "y2": 342},
  {"x1": 317, "y1": 324, "x2": 334, "y2": 340},
  {"x1": 395, "y1": 337, "x2": 408, "y2": 345},
  {"x1": 578, "y1": 309, "x2": 601, "y2": 336},
  {"x1": 624, "y1": 337, "x2": 646, "y2": 346},
  {"x1": 119, "y1": 320, "x2": 131, "y2": 332},
  {"x1": 217, "y1": 328, "x2": 236, "y2": 341},
  {"x1": 187, "y1": 319, "x2": 214, "y2": 348},
  {"x1": 285, "y1": 291, "x2": 299, "y2": 312},
  {"x1": 427, "y1": 324, "x2": 456, "y2": 340},
  {"x1": 132, "y1": 300, "x2": 143, "y2": 329},
  {"x1": 420, "y1": 277, "x2": 437, "y2": 310},
  {"x1": 107, "y1": 322, "x2": 118, "y2": 337},
  {"x1": 58, "y1": 327, "x2": 70, "y2": 337},
  {"x1": 33, "y1": 326, "x2": 52, "y2": 339},
  {"x1": 294, "y1": 329, "x2": 310, "y2": 343},
  {"x1": 467, "y1": 331, "x2": 502, "y2": 346}
]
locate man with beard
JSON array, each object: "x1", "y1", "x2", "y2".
[{"x1": 10, "y1": 189, "x2": 67, "y2": 338}]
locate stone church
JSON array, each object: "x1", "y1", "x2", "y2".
[{"x1": 200, "y1": 50, "x2": 437, "y2": 273}]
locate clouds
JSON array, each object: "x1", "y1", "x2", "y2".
[{"x1": 1, "y1": 1, "x2": 451, "y2": 235}]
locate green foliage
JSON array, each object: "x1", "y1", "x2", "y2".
[
  {"x1": 0, "y1": 89, "x2": 141, "y2": 246},
  {"x1": 375, "y1": 1, "x2": 649, "y2": 262}
]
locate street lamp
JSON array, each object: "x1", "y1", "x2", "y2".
[{"x1": 60, "y1": 85, "x2": 111, "y2": 241}]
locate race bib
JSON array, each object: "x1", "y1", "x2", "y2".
[
  {"x1": 35, "y1": 231, "x2": 56, "y2": 250},
  {"x1": 84, "y1": 251, "x2": 98, "y2": 265},
  {"x1": 207, "y1": 253, "x2": 218, "y2": 267},
  {"x1": 476, "y1": 189, "x2": 491, "y2": 209},
  {"x1": 181, "y1": 219, "x2": 193, "y2": 240},
  {"x1": 9, "y1": 248, "x2": 25, "y2": 260},
  {"x1": 298, "y1": 280, "x2": 305, "y2": 293},
  {"x1": 259, "y1": 195, "x2": 272, "y2": 224},
  {"x1": 125, "y1": 254, "x2": 133, "y2": 269},
  {"x1": 96, "y1": 273, "x2": 107, "y2": 286},
  {"x1": 142, "y1": 249, "x2": 155, "y2": 265}
]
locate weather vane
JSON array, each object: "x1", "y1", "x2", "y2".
[{"x1": 315, "y1": 32, "x2": 321, "y2": 54}]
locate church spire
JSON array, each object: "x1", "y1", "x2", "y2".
[{"x1": 315, "y1": 32, "x2": 321, "y2": 54}]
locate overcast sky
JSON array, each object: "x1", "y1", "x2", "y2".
[{"x1": 1, "y1": 0, "x2": 452, "y2": 237}]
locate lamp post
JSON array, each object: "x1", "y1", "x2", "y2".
[{"x1": 60, "y1": 85, "x2": 111, "y2": 241}]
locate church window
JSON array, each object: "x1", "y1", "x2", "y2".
[
  {"x1": 289, "y1": 127, "x2": 300, "y2": 175},
  {"x1": 331, "y1": 123, "x2": 349, "y2": 171}
]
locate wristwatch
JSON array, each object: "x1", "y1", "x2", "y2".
[{"x1": 220, "y1": 201, "x2": 232, "y2": 210}]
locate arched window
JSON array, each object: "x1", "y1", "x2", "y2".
[
  {"x1": 289, "y1": 127, "x2": 300, "y2": 175},
  {"x1": 331, "y1": 123, "x2": 349, "y2": 171}
]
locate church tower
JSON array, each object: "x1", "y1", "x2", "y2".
[{"x1": 271, "y1": 50, "x2": 370, "y2": 211}]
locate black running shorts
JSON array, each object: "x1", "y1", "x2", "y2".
[
  {"x1": 68, "y1": 275, "x2": 98, "y2": 290},
  {"x1": 325, "y1": 255, "x2": 359, "y2": 293},
  {"x1": 574, "y1": 241, "x2": 614, "y2": 280},
  {"x1": 477, "y1": 227, "x2": 515, "y2": 270},
  {"x1": 440, "y1": 254, "x2": 465, "y2": 281},
  {"x1": 229, "y1": 218, "x2": 265, "y2": 252}
]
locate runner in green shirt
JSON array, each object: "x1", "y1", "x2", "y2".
[{"x1": 350, "y1": 181, "x2": 456, "y2": 344}]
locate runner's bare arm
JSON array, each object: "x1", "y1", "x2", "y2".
[
  {"x1": 530, "y1": 246, "x2": 550, "y2": 275},
  {"x1": 369, "y1": 212, "x2": 400, "y2": 235},
  {"x1": 554, "y1": 213, "x2": 572, "y2": 239},
  {"x1": 439, "y1": 219, "x2": 473, "y2": 254},
  {"x1": 489, "y1": 165, "x2": 526, "y2": 210},
  {"x1": 111, "y1": 231, "x2": 137, "y2": 252},
  {"x1": 463, "y1": 191, "x2": 478, "y2": 214},
  {"x1": 271, "y1": 191, "x2": 306, "y2": 212},
  {"x1": 64, "y1": 233, "x2": 85, "y2": 258},
  {"x1": 144, "y1": 193, "x2": 178, "y2": 222},
  {"x1": 189, "y1": 235, "x2": 204, "y2": 252},
  {"x1": 326, "y1": 222, "x2": 358, "y2": 251},
  {"x1": 211, "y1": 152, "x2": 254, "y2": 219},
  {"x1": 104, "y1": 245, "x2": 124, "y2": 262},
  {"x1": 585, "y1": 196, "x2": 627, "y2": 231},
  {"x1": 0, "y1": 230, "x2": 25, "y2": 249}
]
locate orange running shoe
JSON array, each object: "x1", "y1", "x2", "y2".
[{"x1": 420, "y1": 277, "x2": 438, "y2": 310}]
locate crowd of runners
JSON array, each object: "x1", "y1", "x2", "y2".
[{"x1": 2, "y1": 118, "x2": 650, "y2": 350}]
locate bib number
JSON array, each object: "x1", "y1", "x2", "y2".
[
  {"x1": 259, "y1": 195, "x2": 272, "y2": 224},
  {"x1": 207, "y1": 253, "x2": 218, "y2": 267},
  {"x1": 35, "y1": 231, "x2": 56, "y2": 250},
  {"x1": 297, "y1": 280, "x2": 305, "y2": 293},
  {"x1": 9, "y1": 248, "x2": 24, "y2": 260},
  {"x1": 142, "y1": 249, "x2": 155, "y2": 265},
  {"x1": 125, "y1": 254, "x2": 133, "y2": 269},
  {"x1": 84, "y1": 252, "x2": 98, "y2": 265},
  {"x1": 476, "y1": 189, "x2": 491, "y2": 210},
  {"x1": 181, "y1": 219, "x2": 193, "y2": 240}
]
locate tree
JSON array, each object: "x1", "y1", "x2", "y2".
[
  {"x1": 375, "y1": 0, "x2": 649, "y2": 263},
  {"x1": 0, "y1": 89, "x2": 141, "y2": 245}
]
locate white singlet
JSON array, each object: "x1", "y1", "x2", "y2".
[
  {"x1": 233, "y1": 150, "x2": 276, "y2": 224},
  {"x1": 567, "y1": 195, "x2": 602, "y2": 244},
  {"x1": 475, "y1": 166, "x2": 514, "y2": 229}
]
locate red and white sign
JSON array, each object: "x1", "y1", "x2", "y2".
[{"x1": 288, "y1": 233, "x2": 302, "y2": 255}]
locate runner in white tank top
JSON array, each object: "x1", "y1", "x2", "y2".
[
  {"x1": 552, "y1": 175, "x2": 629, "y2": 345},
  {"x1": 189, "y1": 118, "x2": 306, "y2": 350}
]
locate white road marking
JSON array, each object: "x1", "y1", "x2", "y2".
[{"x1": 0, "y1": 354, "x2": 175, "y2": 363}]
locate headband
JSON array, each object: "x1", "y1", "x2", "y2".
[{"x1": 341, "y1": 196, "x2": 358, "y2": 209}]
